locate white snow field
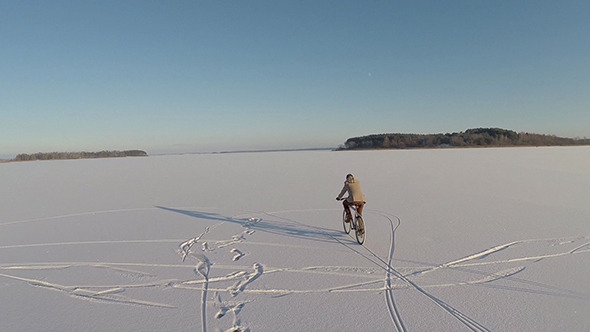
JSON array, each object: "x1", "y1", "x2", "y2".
[{"x1": 1, "y1": 147, "x2": 589, "y2": 331}]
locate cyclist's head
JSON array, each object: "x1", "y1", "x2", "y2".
[{"x1": 346, "y1": 174, "x2": 354, "y2": 182}]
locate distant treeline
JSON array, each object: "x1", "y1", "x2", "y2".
[
  {"x1": 340, "y1": 128, "x2": 590, "y2": 150},
  {"x1": 14, "y1": 150, "x2": 148, "y2": 161}
]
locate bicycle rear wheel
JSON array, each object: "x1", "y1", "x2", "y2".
[
  {"x1": 355, "y1": 215, "x2": 365, "y2": 244},
  {"x1": 343, "y1": 210, "x2": 351, "y2": 234}
]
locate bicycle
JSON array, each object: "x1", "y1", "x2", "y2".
[{"x1": 339, "y1": 200, "x2": 365, "y2": 244}]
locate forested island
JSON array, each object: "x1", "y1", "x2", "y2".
[
  {"x1": 339, "y1": 128, "x2": 590, "y2": 150},
  {"x1": 12, "y1": 150, "x2": 148, "y2": 161}
]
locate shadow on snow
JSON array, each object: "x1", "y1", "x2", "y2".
[{"x1": 156, "y1": 206, "x2": 346, "y2": 243}]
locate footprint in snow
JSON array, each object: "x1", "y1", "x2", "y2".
[
  {"x1": 243, "y1": 217, "x2": 262, "y2": 228},
  {"x1": 231, "y1": 249, "x2": 244, "y2": 261},
  {"x1": 228, "y1": 263, "x2": 263, "y2": 297}
]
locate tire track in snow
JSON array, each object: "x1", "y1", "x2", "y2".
[
  {"x1": 0, "y1": 272, "x2": 176, "y2": 308},
  {"x1": 0, "y1": 205, "x2": 215, "y2": 227},
  {"x1": 263, "y1": 208, "x2": 484, "y2": 331},
  {"x1": 381, "y1": 212, "x2": 407, "y2": 332},
  {"x1": 409, "y1": 241, "x2": 522, "y2": 277},
  {"x1": 6, "y1": 207, "x2": 587, "y2": 330},
  {"x1": 362, "y1": 210, "x2": 491, "y2": 332},
  {"x1": 263, "y1": 208, "x2": 408, "y2": 331},
  {"x1": 371, "y1": 258, "x2": 492, "y2": 331},
  {"x1": 179, "y1": 229, "x2": 211, "y2": 332},
  {"x1": 0, "y1": 207, "x2": 159, "y2": 226},
  {"x1": 193, "y1": 253, "x2": 211, "y2": 332}
]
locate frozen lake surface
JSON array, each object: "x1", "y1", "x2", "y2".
[{"x1": 1, "y1": 147, "x2": 589, "y2": 331}]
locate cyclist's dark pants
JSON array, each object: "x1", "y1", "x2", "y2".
[{"x1": 343, "y1": 200, "x2": 365, "y2": 219}]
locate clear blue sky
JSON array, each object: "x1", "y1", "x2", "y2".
[{"x1": 2, "y1": 1, "x2": 589, "y2": 157}]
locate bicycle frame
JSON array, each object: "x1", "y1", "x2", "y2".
[
  {"x1": 350, "y1": 204, "x2": 361, "y2": 227},
  {"x1": 342, "y1": 202, "x2": 365, "y2": 244}
]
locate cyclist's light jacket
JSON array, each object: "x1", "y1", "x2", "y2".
[{"x1": 337, "y1": 179, "x2": 366, "y2": 203}]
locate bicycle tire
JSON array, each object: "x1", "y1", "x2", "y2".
[
  {"x1": 355, "y1": 215, "x2": 365, "y2": 244},
  {"x1": 343, "y1": 210, "x2": 351, "y2": 234}
]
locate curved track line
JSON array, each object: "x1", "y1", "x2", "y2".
[
  {"x1": 0, "y1": 272, "x2": 176, "y2": 308},
  {"x1": 0, "y1": 239, "x2": 182, "y2": 250},
  {"x1": 362, "y1": 210, "x2": 491, "y2": 332},
  {"x1": 263, "y1": 208, "x2": 408, "y2": 331},
  {"x1": 191, "y1": 253, "x2": 211, "y2": 332},
  {"x1": 380, "y1": 212, "x2": 407, "y2": 332},
  {"x1": 8, "y1": 206, "x2": 582, "y2": 330},
  {"x1": 0, "y1": 205, "x2": 215, "y2": 227},
  {"x1": 0, "y1": 207, "x2": 158, "y2": 226},
  {"x1": 378, "y1": 263, "x2": 491, "y2": 331}
]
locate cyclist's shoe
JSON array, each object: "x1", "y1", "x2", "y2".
[{"x1": 345, "y1": 216, "x2": 352, "y2": 223}]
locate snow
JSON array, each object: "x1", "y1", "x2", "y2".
[{"x1": 1, "y1": 147, "x2": 589, "y2": 331}]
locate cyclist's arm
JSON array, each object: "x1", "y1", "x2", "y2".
[{"x1": 336, "y1": 184, "x2": 348, "y2": 200}]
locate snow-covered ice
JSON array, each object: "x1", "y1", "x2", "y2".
[{"x1": 1, "y1": 147, "x2": 589, "y2": 331}]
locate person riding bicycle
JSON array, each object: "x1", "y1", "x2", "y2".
[{"x1": 336, "y1": 173, "x2": 366, "y2": 223}]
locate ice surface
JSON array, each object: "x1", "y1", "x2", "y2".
[{"x1": 1, "y1": 147, "x2": 589, "y2": 331}]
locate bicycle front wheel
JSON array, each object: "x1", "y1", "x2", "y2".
[
  {"x1": 343, "y1": 210, "x2": 351, "y2": 234},
  {"x1": 355, "y1": 215, "x2": 365, "y2": 245}
]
